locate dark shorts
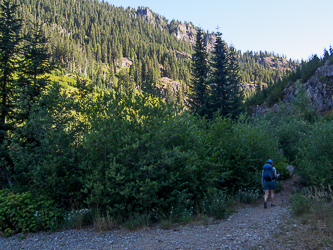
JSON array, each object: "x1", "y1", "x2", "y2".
[{"x1": 264, "y1": 181, "x2": 276, "y2": 191}]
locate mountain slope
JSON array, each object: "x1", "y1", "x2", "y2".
[{"x1": 15, "y1": 0, "x2": 297, "y2": 102}]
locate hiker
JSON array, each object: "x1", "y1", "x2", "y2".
[{"x1": 261, "y1": 159, "x2": 280, "y2": 208}]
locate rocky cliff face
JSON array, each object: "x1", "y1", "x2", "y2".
[
  {"x1": 173, "y1": 22, "x2": 216, "y2": 51},
  {"x1": 284, "y1": 62, "x2": 333, "y2": 113},
  {"x1": 136, "y1": 7, "x2": 154, "y2": 23},
  {"x1": 174, "y1": 22, "x2": 196, "y2": 44},
  {"x1": 253, "y1": 62, "x2": 333, "y2": 115},
  {"x1": 133, "y1": 7, "x2": 216, "y2": 51},
  {"x1": 157, "y1": 77, "x2": 186, "y2": 104}
]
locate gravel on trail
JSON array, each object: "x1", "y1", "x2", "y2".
[{"x1": 0, "y1": 178, "x2": 305, "y2": 250}]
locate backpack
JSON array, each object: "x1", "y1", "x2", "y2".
[{"x1": 263, "y1": 164, "x2": 275, "y2": 181}]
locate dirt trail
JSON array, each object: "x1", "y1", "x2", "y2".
[{"x1": 1, "y1": 177, "x2": 308, "y2": 250}]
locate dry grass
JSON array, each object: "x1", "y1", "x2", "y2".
[
  {"x1": 93, "y1": 211, "x2": 118, "y2": 232},
  {"x1": 270, "y1": 185, "x2": 333, "y2": 249}
]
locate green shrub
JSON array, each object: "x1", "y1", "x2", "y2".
[
  {"x1": 274, "y1": 163, "x2": 289, "y2": 180},
  {"x1": 320, "y1": 110, "x2": 333, "y2": 122},
  {"x1": 290, "y1": 190, "x2": 311, "y2": 216},
  {"x1": 0, "y1": 189, "x2": 63, "y2": 236},
  {"x1": 8, "y1": 80, "x2": 286, "y2": 224},
  {"x1": 301, "y1": 55, "x2": 323, "y2": 83},
  {"x1": 296, "y1": 121, "x2": 333, "y2": 186},
  {"x1": 199, "y1": 188, "x2": 230, "y2": 219},
  {"x1": 63, "y1": 208, "x2": 93, "y2": 229},
  {"x1": 235, "y1": 188, "x2": 261, "y2": 204},
  {"x1": 291, "y1": 186, "x2": 333, "y2": 230}
]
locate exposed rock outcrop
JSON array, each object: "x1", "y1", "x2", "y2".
[
  {"x1": 284, "y1": 62, "x2": 333, "y2": 113},
  {"x1": 116, "y1": 57, "x2": 133, "y2": 67},
  {"x1": 264, "y1": 57, "x2": 293, "y2": 70},
  {"x1": 174, "y1": 22, "x2": 196, "y2": 44},
  {"x1": 157, "y1": 77, "x2": 186, "y2": 103},
  {"x1": 253, "y1": 62, "x2": 333, "y2": 115},
  {"x1": 158, "y1": 77, "x2": 182, "y2": 95},
  {"x1": 132, "y1": 7, "x2": 216, "y2": 51},
  {"x1": 173, "y1": 22, "x2": 216, "y2": 52},
  {"x1": 168, "y1": 50, "x2": 192, "y2": 59},
  {"x1": 136, "y1": 7, "x2": 154, "y2": 23}
]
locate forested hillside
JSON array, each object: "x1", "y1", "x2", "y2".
[
  {"x1": 246, "y1": 50, "x2": 333, "y2": 109},
  {"x1": 14, "y1": 0, "x2": 296, "y2": 102}
]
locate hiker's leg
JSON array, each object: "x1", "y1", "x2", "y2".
[
  {"x1": 270, "y1": 190, "x2": 275, "y2": 204},
  {"x1": 264, "y1": 190, "x2": 269, "y2": 202}
]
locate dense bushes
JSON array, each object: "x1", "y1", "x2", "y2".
[
  {"x1": 0, "y1": 190, "x2": 62, "y2": 236},
  {"x1": 2, "y1": 81, "x2": 285, "y2": 228},
  {"x1": 296, "y1": 121, "x2": 333, "y2": 186},
  {"x1": 2, "y1": 70, "x2": 333, "y2": 234}
]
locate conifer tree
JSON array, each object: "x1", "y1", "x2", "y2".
[
  {"x1": 208, "y1": 31, "x2": 231, "y2": 118},
  {"x1": 0, "y1": 0, "x2": 22, "y2": 133},
  {"x1": 227, "y1": 46, "x2": 244, "y2": 118},
  {"x1": 17, "y1": 18, "x2": 55, "y2": 123},
  {"x1": 0, "y1": 0, "x2": 22, "y2": 184},
  {"x1": 187, "y1": 28, "x2": 209, "y2": 116}
]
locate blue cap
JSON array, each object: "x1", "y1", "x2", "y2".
[{"x1": 267, "y1": 159, "x2": 273, "y2": 163}]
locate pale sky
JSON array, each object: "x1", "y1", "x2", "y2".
[{"x1": 106, "y1": 0, "x2": 333, "y2": 61}]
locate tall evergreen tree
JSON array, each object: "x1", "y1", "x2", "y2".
[
  {"x1": 228, "y1": 46, "x2": 244, "y2": 118},
  {"x1": 0, "y1": 0, "x2": 22, "y2": 185},
  {"x1": 0, "y1": 0, "x2": 22, "y2": 133},
  {"x1": 17, "y1": 18, "x2": 55, "y2": 123},
  {"x1": 208, "y1": 31, "x2": 231, "y2": 117},
  {"x1": 186, "y1": 28, "x2": 209, "y2": 116}
]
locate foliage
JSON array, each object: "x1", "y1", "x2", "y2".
[
  {"x1": 122, "y1": 213, "x2": 151, "y2": 230},
  {"x1": 80, "y1": 91, "x2": 213, "y2": 217},
  {"x1": 296, "y1": 120, "x2": 333, "y2": 186},
  {"x1": 199, "y1": 188, "x2": 229, "y2": 219},
  {"x1": 0, "y1": 0, "x2": 23, "y2": 186},
  {"x1": 290, "y1": 186, "x2": 333, "y2": 249},
  {"x1": 235, "y1": 188, "x2": 261, "y2": 204},
  {"x1": 251, "y1": 92, "x2": 314, "y2": 164},
  {"x1": 246, "y1": 48, "x2": 333, "y2": 109},
  {"x1": 63, "y1": 209, "x2": 93, "y2": 229},
  {"x1": 9, "y1": 82, "x2": 88, "y2": 206},
  {"x1": 238, "y1": 50, "x2": 297, "y2": 85},
  {"x1": 300, "y1": 55, "x2": 322, "y2": 83},
  {"x1": 208, "y1": 32, "x2": 233, "y2": 117},
  {"x1": 16, "y1": 17, "x2": 56, "y2": 123},
  {"x1": 0, "y1": 189, "x2": 62, "y2": 236},
  {"x1": 227, "y1": 46, "x2": 245, "y2": 118},
  {"x1": 249, "y1": 82, "x2": 332, "y2": 187},
  {"x1": 186, "y1": 28, "x2": 209, "y2": 116},
  {"x1": 275, "y1": 180, "x2": 284, "y2": 193},
  {"x1": 204, "y1": 116, "x2": 285, "y2": 191},
  {"x1": 93, "y1": 210, "x2": 118, "y2": 232},
  {"x1": 291, "y1": 185, "x2": 333, "y2": 217},
  {"x1": 9, "y1": 78, "x2": 286, "y2": 222},
  {"x1": 190, "y1": 32, "x2": 245, "y2": 119},
  {"x1": 290, "y1": 190, "x2": 312, "y2": 216},
  {"x1": 16, "y1": 0, "x2": 192, "y2": 89}
]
